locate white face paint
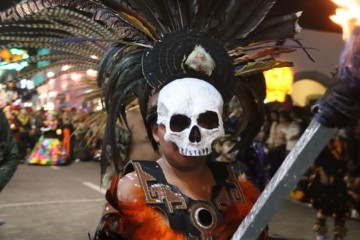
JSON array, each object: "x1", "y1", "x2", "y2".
[{"x1": 157, "y1": 78, "x2": 225, "y2": 156}]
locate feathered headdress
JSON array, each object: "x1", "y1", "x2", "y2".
[{"x1": 0, "y1": 0, "x2": 307, "y2": 175}]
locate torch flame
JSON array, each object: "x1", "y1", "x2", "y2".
[{"x1": 330, "y1": 0, "x2": 360, "y2": 41}]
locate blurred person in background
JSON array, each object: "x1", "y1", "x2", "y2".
[
  {"x1": 213, "y1": 135, "x2": 244, "y2": 179},
  {"x1": 344, "y1": 120, "x2": 360, "y2": 219},
  {"x1": 59, "y1": 110, "x2": 75, "y2": 164},
  {"x1": 307, "y1": 131, "x2": 351, "y2": 240},
  {"x1": 266, "y1": 111, "x2": 290, "y2": 178},
  {"x1": 15, "y1": 108, "x2": 31, "y2": 160},
  {"x1": 29, "y1": 108, "x2": 45, "y2": 150},
  {"x1": 3, "y1": 106, "x2": 21, "y2": 147},
  {"x1": 26, "y1": 111, "x2": 66, "y2": 166}
]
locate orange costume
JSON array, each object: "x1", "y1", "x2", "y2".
[{"x1": 96, "y1": 161, "x2": 267, "y2": 240}]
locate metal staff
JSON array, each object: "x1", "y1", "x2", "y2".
[{"x1": 232, "y1": 120, "x2": 336, "y2": 239}]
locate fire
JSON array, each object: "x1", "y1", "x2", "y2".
[{"x1": 330, "y1": 0, "x2": 360, "y2": 40}]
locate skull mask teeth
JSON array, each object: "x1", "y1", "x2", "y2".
[{"x1": 157, "y1": 78, "x2": 225, "y2": 156}]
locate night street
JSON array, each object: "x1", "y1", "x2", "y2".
[
  {"x1": 1, "y1": 0, "x2": 360, "y2": 239},
  {"x1": 0, "y1": 161, "x2": 359, "y2": 240}
]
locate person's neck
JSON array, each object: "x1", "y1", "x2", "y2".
[
  {"x1": 158, "y1": 156, "x2": 215, "y2": 200},
  {"x1": 159, "y1": 156, "x2": 209, "y2": 178}
]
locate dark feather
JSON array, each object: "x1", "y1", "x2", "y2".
[
  {"x1": 175, "y1": 0, "x2": 186, "y2": 29},
  {"x1": 18, "y1": 63, "x2": 96, "y2": 79},
  {"x1": 124, "y1": 0, "x2": 170, "y2": 32},
  {"x1": 191, "y1": 0, "x2": 212, "y2": 30},
  {"x1": 56, "y1": 37, "x2": 114, "y2": 43},
  {"x1": 100, "y1": 0, "x2": 157, "y2": 37},
  {"x1": 0, "y1": 0, "x2": 75, "y2": 22},
  {"x1": 232, "y1": 12, "x2": 302, "y2": 47},
  {"x1": 235, "y1": 59, "x2": 294, "y2": 76},
  {"x1": 165, "y1": 0, "x2": 184, "y2": 31},
  {"x1": 291, "y1": 38, "x2": 316, "y2": 62},
  {"x1": 102, "y1": 79, "x2": 143, "y2": 174},
  {"x1": 216, "y1": 0, "x2": 277, "y2": 44},
  {"x1": 1, "y1": 0, "x2": 150, "y2": 43},
  {"x1": 4, "y1": 54, "x2": 96, "y2": 65},
  {"x1": 232, "y1": 77, "x2": 265, "y2": 150},
  {"x1": 30, "y1": 7, "x2": 115, "y2": 40},
  {"x1": 92, "y1": 8, "x2": 149, "y2": 43},
  {"x1": 97, "y1": 44, "x2": 127, "y2": 88},
  {"x1": 184, "y1": 0, "x2": 199, "y2": 28},
  {"x1": 233, "y1": 47, "x2": 296, "y2": 64},
  {"x1": 99, "y1": 48, "x2": 144, "y2": 174},
  {"x1": 104, "y1": 50, "x2": 143, "y2": 111},
  {"x1": 201, "y1": 0, "x2": 226, "y2": 31}
]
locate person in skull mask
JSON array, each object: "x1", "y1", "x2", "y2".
[
  {"x1": 92, "y1": 16, "x2": 306, "y2": 237},
  {"x1": 97, "y1": 85, "x2": 269, "y2": 239},
  {"x1": 87, "y1": 2, "x2": 305, "y2": 240},
  {"x1": 95, "y1": 45, "x2": 268, "y2": 239}
]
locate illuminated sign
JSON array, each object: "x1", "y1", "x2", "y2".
[
  {"x1": 0, "y1": 48, "x2": 29, "y2": 71},
  {"x1": 263, "y1": 67, "x2": 293, "y2": 103}
]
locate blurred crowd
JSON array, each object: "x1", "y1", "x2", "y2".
[
  {"x1": 212, "y1": 96, "x2": 360, "y2": 227},
  {"x1": 2, "y1": 105, "x2": 103, "y2": 165}
]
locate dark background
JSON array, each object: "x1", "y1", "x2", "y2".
[
  {"x1": 0, "y1": 0, "x2": 341, "y2": 33},
  {"x1": 273, "y1": 0, "x2": 341, "y2": 33}
]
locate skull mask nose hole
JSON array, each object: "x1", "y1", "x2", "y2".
[
  {"x1": 170, "y1": 114, "x2": 191, "y2": 132},
  {"x1": 189, "y1": 126, "x2": 201, "y2": 143},
  {"x1": 197, "y1": 111, "x2": 219, "y2": 129}
]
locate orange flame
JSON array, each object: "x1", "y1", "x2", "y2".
[{"x1": 330, "y1": 0, "x2": 360, "y2": 41}]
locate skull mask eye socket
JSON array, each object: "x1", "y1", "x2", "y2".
[
  {"x1": 197, "y1": 111, "x2": 219, "y2": 129},
  {"x1": 170, "y1": 114, "x2": 191, "y2": 132}
]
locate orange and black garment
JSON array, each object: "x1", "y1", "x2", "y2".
[{"x1": 94, "y1": 160, "x2": 268, "y2": 240}]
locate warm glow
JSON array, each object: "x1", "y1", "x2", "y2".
[
  {"x1": 62, "y1": 65, "x2": 70, "y2": 71},
  {"x1": 46, "y1": 71, "x2": 55, "y2": 78},
  {"x1": 291, "y1": 79, "x2": 326, "y2": 107},
  {"x1": 71, "y1": 73, "x2": 82, "y2": 81},
  {"x1": 39, "y1": 93, "x2": 47, "y2": 99},
  {"x1": 95, "y1": 100, "x2": 103, "y2": 111},
  {"x1": 24, "y1": 102, "x2": 33, "y2": 107},
  {"x1": 330, "y1": 0, "x2": 360, "y2": 40},
  {"x1": 86, "y1": 69, "x2": 97, "y2": 76},
  {"x1": 263, "y1": 67, "x2": 293, "y2": 103},
  {"x1": 44, "y1": 102, "x2": 55, "y2": 111},
  {"x1": 48, "y1": 91, "x2": 57, "y2": 98}
]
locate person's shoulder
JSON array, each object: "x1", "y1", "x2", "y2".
[{"x1": 117, "y1": 171, "x2": 142, "y2": 202}]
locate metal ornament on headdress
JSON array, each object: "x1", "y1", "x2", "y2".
[{"x1": 142, "y1": 31, "x2": 235, "y2": 101}]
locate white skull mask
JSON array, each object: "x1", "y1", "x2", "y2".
[{"x1": 157, "y1": 78, "x2": 225, "y2": 156}]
